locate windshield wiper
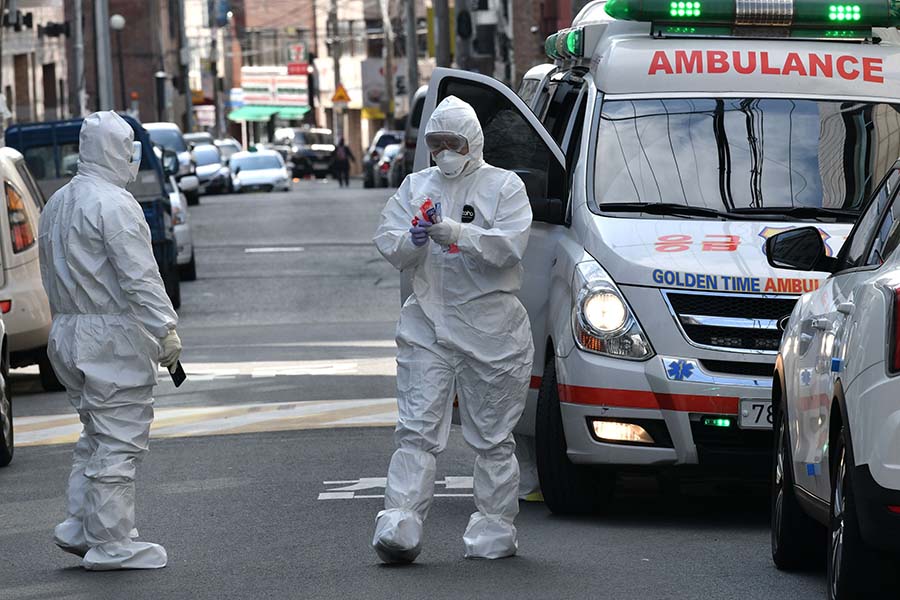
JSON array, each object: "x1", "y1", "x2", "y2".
[
  {"x1": 730, "y1": 206, "x2": 858, "y2": 222},
  {"x1": 600, "y1": 202, "x2": 747, "y2": 220}
]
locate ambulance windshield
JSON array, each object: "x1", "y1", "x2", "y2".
[{"x1": 594, "y1": 98, "x2": 900, "y2": 220}]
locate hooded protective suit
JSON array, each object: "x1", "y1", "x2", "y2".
[
  {"x1": 372, "y1": 96, "x2": 534, "y2": 561},
  {"x1": 39, "y1": 111, "x2": 178, "y2": 570}
]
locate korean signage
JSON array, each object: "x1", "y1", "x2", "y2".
[{"x1": 240, "y1": 67, "x2": 308, "y2": 106}]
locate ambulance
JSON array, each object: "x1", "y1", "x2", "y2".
[{"x1": 412, "y1": 0, "x2": 900, "y2": 514}]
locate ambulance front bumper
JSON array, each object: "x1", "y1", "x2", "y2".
[{"x1": 557, "y1": 349, "x2": 773, "y2": 468}]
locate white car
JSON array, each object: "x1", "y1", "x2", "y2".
[
  {"x1": 144, "y1": 122, "x2": 200, "y2": 205},
  {"x1": 166, "y1": 175, "x2": 196, "y2": 281},
  {"x1": 0, "y1": 148, "x2": 60, "y2": 391},
  {"x1": 230, "y1": 150, "x2": 291, "y2": 193},
  {"x1": 768, "y1": 162, "x2": 900, "y2": 599}
]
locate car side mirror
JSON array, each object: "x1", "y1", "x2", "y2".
[
  {"x1": 162, "y1": 149, "x2": 179, "y2": 177},
  {"x1": 766, "y1": 227, "x2": 835, "y2": 272}
]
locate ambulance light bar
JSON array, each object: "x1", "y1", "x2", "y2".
[
  {"x1": 603, "y1": 0, "x2": 900, "y2": 29},
  {"x1": 545, "y1": 28, "x2": 584, "y2": 60}
]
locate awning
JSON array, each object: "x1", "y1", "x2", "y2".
[
  {"x1": 276, "y1": 106, "x2": 310, "y2": 119},
  {"x1": 227, "y1": 105, "x2": 311, "y2": 122},
  {"x1": 227, "y1": 106, "x2": 280, "y2": 122}
]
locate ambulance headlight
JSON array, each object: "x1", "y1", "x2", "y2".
[{"x1": 573, "y1": 261, "x2": 653, "y2": 360}]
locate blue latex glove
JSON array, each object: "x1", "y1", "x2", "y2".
[{"x1": 409, "y1": 223, "x2": 431, "y2": 247}]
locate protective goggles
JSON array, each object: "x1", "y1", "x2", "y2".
[
  {"x1": 130, "y1": 141, "x2": 142, "y2": 165},
  {"x1": 424, "y1": 132, "x2": 468, "y2": 154}
]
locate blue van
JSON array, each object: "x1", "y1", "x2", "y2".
[{"x1": 5, "y1": 114, "x2": 181, "y2": 308}]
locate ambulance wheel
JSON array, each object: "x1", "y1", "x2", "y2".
[
  {"x1": 771, "y1": 402, "x2": 824, "y2": 570},
  {"x1": 535, "y1": 355, "x2": 612, "y2": 515},
  {"x1": 38, "y1": 349, "x2": 65, "y2": 392}
]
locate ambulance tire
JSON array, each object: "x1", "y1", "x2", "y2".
[
  {"x1": 535, "y1": 355, "x2": 612, "y2": 515},
  {"x1": 771, "y1": 403, "x2": 824, "y2": 570}
]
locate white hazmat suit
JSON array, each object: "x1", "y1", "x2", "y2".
[
  {"x1": 372, "y1": 96, "x2": 534, "y2": 562},
  {"x1": 39, "y1": 111, "x2": 179, "y2": 570}
]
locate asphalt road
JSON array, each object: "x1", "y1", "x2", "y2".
[{"x1": 1, "y1": 179, "x2": 826, "y2": 599}]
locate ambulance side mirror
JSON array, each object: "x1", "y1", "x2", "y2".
[
  {"x1": 766, "y1": 227, "x2": 835, "y2": 272},
  {"x1": 516, "y1": 168, "x2": 566, "y2": 225}
]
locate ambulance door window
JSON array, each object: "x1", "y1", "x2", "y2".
[
  {"x1": 436, "y1": 77, "x2": 565, "y2": 222},
  {"x1": 839, "y1": 168, "x2": 900, "y2": 270},
  {"x1": 541, "y1": 73, "x2": 584, "y2": 148}
]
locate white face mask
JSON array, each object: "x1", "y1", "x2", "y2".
[
  {"x1": 128, "y1": 141, "x2": 142, "y2": 182},
  {"x1": 434, "y1": 150, "x2": 467, "y2": 179}
]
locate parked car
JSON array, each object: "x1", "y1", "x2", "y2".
[
  {"x1": 7, "y1": 116, "x2": 183, "y2": 313},
  {"x1": 767, "y1": 162, "x2": 900, "y2": 598},
  {"x1": 214, "y1": 138, "x2": 242, "y2": 166},
  {"x1": 374, "y1": 143, "x2": 403, "y2": 188},
  {"x1": 144, "y1": 122, "x2": 200, "y2": 205},
  {"x1": 167, "y1": 175, "x2": 196, "y2": 281},
  {"x1": 363, "y1": 129, "x2": 402, "y2": 188},
  {"x1": 184, "y1": 131, "x2": 215, "y2": 148},
  {"x1": 402, "y1": 86, "x2": 427, "y2": 179},
  {"x1": 274, "y1": 127, "x2": 334, "y2": 178},
  {"x1": 0, "y1": 316, "x2": 12, "y2": 467},
  {"x1": 192, "y1": 143, "x2": 232, "y2": 195},
  {"x1": 230, "y1": 150, "x2": 291, "y2": 193}
]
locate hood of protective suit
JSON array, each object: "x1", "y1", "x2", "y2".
[
  {"x1": 77, "y1": 111, "x2": 136, "y2": 188},
  {"x1": 424, "y1": 96, "x2": 484, "y2": 176}
]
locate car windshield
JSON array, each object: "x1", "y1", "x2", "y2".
[
  {"x1": 232, "y1": 155, "x2": 282, "y2": 170},
  {"x1": 303, "y1": 132, "x2": 332, "y2": 145},
  {"x1": 593, "y1": 98, "x2": 900, "y2": 220},
  {"x1": 147, "y1": 128, "x2": 187, "y2": 153},
  {"x1": 193, "y1": 146, "x2": 220, "y2": 166},
  {"x1": 376, "y1": 133, "x2": 400, "y2": 148},
  {"x1": 217, "y1": 143, "x2": 240, "y2": 159}
]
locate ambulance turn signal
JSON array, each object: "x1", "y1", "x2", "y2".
[{"x1": 604, "y1": 0, "x2": 900, "y2": 29}]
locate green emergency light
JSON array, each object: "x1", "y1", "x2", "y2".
[
  {"x1": 604, "y1": 0, "x2": 900, "y2": 29},
  {"x1": 702, "y1": 417, "x2": 733, "y2": 428},
  {"x1": 545, "y1": 28, "x2": 585, "y2": 60}
]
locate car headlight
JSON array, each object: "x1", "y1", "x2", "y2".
[
  {"x1": 172, "y1": 204, "x2": 186, "y2": 225},
  {"x1": 572, "y1": 260, "x2": 653, "y2": 360}
]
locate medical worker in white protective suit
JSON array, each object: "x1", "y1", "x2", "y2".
[
  {"x1": 40, "y1": 111, "x2": 181, "y2": 570},
  {"x1": 372, "y1": 96, "x2": 534, "y2": 562}
]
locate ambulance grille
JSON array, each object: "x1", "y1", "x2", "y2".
[{"x1": 664, "y1": 291, "x2": 798, "y2": 353}]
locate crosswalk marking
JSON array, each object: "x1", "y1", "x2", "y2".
[
  {"x1": 318, "y1": 477, "x2": 474, "y2": 500},
  {"x1": 15, "y1": 398, "x2": 399, "y2": 448}
]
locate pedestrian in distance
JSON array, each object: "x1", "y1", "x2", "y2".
[
  {"x1": 40, "y1": 111, "x2": 182, "y2": 570},
  {"x1": 372, "y1": 96, "x2": 534, "y2": 563},
  {"x1": 332, "y1": 137, "x2": 355, "y2": 187}
]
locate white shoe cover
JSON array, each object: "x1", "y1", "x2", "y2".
[
  {"x1": 372, "y1": 509, "x2": 423, "y2": 564},
  {"x1": 54, "y1": 518, "x2": 89, "y2": 557},
  {"x1": 463, "y1": 512, "x2": 517, "y2": 559},
  {"x1": 82, "y1": 541, "x2": 167, "y2": 570}
]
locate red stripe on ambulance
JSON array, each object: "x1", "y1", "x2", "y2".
[
  {"x1": 558, "y1": 384, "x2": 740, "y2": 414},
  {"x1": 648, "y1": 50, "x2": 884, "y2": 83}
]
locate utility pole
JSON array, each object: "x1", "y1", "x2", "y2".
[
  {"x1": 404, "y1": 0, "x2": 418, "y2": 104},
  {"x1": 73, "y1": 0, "x2": 86, "y2": 115},
  {"x1": 176, "y1": 0, "x2": 193, "y2": 131},
  {"x1": 329, "y1": 0, "x2": 342, "y2": 140},
  {"x1": 433, "y1": 0, "x2": 450, "y2": 68},
  {"x1": 211, "y1": 28, "x2": 221, "y2": 137},
  {"x1": 382, "y1": 0, "x2": 395, "y2": 129},
  {"x1": 454, "y1": 0, "x2": 470, "y2": 70},
  {"x1": 94, "y1": 0, "x2": 114, "y2": 110}
]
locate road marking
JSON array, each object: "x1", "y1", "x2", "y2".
[
  {"x1": 317, "y1": 476, "x2": 474, "y2": 500},
  {"x1": 15, "y1": 398, "x2": 399, "y2": 447},
  {"x1": 244, "y1": 247, "x2": 305, "y2": 253}
]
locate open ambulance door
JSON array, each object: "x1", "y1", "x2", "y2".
[{"x1": 410, "y1": 68, "x2": 569, "y2": 434}]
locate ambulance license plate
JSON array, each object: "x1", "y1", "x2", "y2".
[{"x1": 739, "y1": 399, "x2": 774, "y2": 430}]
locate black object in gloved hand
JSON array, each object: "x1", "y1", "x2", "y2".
[{"x1": 168, "y1": 361, "x2": 186, "y2": 387}]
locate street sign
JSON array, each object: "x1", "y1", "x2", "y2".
[
  {"x1": 287, "y1": 62, "x2": 309, "y2": 76},
  {"x1": 332, "y1": 84, "x2": 351, "y2": 104}
]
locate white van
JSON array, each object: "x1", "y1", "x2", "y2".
[{"x1": 412, "y1": 0, "x2": 900, "y2": 514}]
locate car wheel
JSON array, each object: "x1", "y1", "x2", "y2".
[
  {"x1": 364, "y1": 178, "x2": 373, "y2": 189},
  {"x1": 771, "y1": 402, "x2": 825, "y2": 570},
  {"x1": 38, "y1": 349, "x2": 65, "y2": 392},
  {"x1": 0, "y1": 342, "x2": 12, "y2": 467},
  {"x1": 827, "y1": 426, "x2": 895, "y2": 599},
  {"x1": 180, "y1": 251, "x2": 197, "y2": 282},
  {"x1": 186, "y1": 190, "x2": 200, "y2": 206},
  {"x1": 164, "y1": 263, "x2": 181, "y2": 310},
  {"x1": 535, "y1": 355, "x2": 612, "y2": 515}
]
